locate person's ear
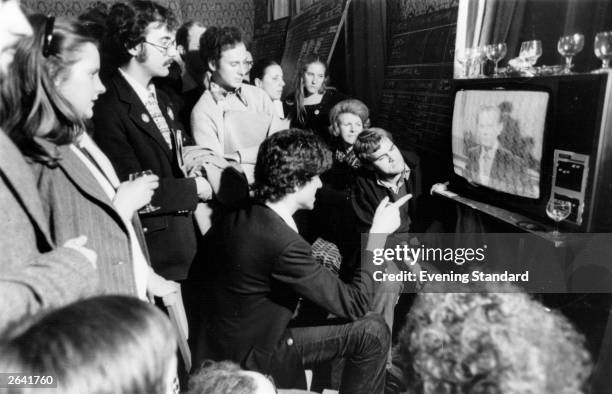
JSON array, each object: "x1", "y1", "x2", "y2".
[
  {"x1": 177, "y1": 44, "x2": 186, "y2": 57},
  {"x1": 208, "y1": 59, "x2": 217, "y2": 72},
  {"x1": 126, "y1": 42, "x2": 143, "y2": 58}
]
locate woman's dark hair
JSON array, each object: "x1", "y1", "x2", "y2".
[
  {"x1": 250, "y1": 58, "x2": 279, "y2": 85},
  {"x1": 0, "y1": 296, "x2": 177, "y2": 394},
  {"x1": 254, "y1": 128, "x2": 332, "y2": 202},
  {"x1": 294, "y1": 53, "x2": 328, "y2": 125},
  {"x1": 104, "y1": 0, "x2": 177, "y2": 68},
  {"x1": 0, "y1": 15, "x2": 97, "y2": 166},
  {"x1": 199, "y1": 26, "x2": 243, "y2": 72}
]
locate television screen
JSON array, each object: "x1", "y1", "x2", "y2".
[{"x1": 452, "y1": 90, "x2": 549, "y2": 199}]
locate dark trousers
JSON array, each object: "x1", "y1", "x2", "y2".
[{"x1": 288, "y1": 313, "x2": 390, "y2": 394}]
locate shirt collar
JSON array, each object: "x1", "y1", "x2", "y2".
[
  {"x1": 376, "y1": 164, "x2": 411, "y2": 194},
  {"x1": 265, "y1": 201, "x2": 298, "y2": 233},
  {"x1": 118, "y1": 68, "x2": 157, "y2": 105},
  {"x1": 209, "y1": 80, "x2": 247, "y2": 106}
]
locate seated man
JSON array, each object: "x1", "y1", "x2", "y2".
[
  {"x1": 204, "y1": 129, "x2": 410, "y2": 393},
  {"x1": 351, "y1": 127, "x2": 425, "y2": 336},
  {"x1": 398, "y1": 284, "x2": 592, "y2": 394}
]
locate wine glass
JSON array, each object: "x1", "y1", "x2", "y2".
[
  {"x1": 467, "y1": 46, "x2": 487, "y2": 78},
  {"x1": 557, "y1": 34, "x2": 584, "y2": 74},
  {"x1": 485, "y1": 43, "x2": 507, "y2": 76},
  {"x1": 128, "y1": 170, "x2": 160, "y2": 214},
  {"x1": 519, "y1": 40, "x2": 542, "y2": 67},
  {"x1": 546, "y1": 198, "x2": 572, "y2": 236},
  {"x1": 454, "y1": 49, "x2": 469, "y2": 78},
  {"x1": 594, "y1": 31, "x2": 612, "y2": 72}
]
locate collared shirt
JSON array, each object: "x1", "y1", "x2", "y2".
[
  {"x1": 118, "y1": 67, "x2": 157, "y2": 106},
  {"x1": 71, "y1": 133, "x2": 150, "y2": 300},
  {"x1": 265, "y1": 201, "x2": 299, "y2": 233},
  {"x1": 376, "y1": 164, "x2": 411, "y2": 194},
  {"x1": 209, "y1": 80, "x2": 248, "y2": 107},
  {"x1": 479, "y1": 143, "x2": 498, "y2": 185}
]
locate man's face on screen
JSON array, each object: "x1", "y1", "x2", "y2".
[{"x1": 477, "y1": 108, "x2": 503, "y2": 149}]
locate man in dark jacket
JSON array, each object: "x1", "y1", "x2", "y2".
[
  {"x1": 92, "y1": 1, "x2": 212, "y2": 281},
  {"x1": 204, "y1": 129, "x2": 410, "y2": 393}
]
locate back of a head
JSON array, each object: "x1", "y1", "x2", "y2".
[
  {"x1": 253, "y1": 128, "x2": 332, "y2": 202},
  {"x1": 0, "y1": 295, "x2": 177, "y2": 394},
  {"x1": 188, "y1": 360, "x2": 276, "y2": 394},
  {"x1": 398, "y1": 285, "x2": 592, "y2": 394},
  {"x1": 198, "y1": 26, "x2": 243, "y2": 71}
]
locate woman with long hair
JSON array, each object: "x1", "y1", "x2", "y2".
[
  {"x1": 286, "y1": 54, "x2": 347, "y2": 144},
  {"x1": 0, "y1": 1, "x2": 97, "y2": 331},
  {"x1": 5, "y1": 14, "x2": 176, "y2": 299}
]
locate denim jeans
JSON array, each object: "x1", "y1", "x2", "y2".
[{"x1": 288, "y1": 313, "x2": 390, "y2": 394}]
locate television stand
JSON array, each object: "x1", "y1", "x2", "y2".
[{"x1": 433, "y1": 189, "x2": 567, "y2": 247}]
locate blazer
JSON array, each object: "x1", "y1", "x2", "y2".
[
  {"x1": 0, "y1": 130, "x2": 96, "y2": 330},
  {"x1": 93, "y1": 71, "x2": 199, "y2": 280},
  {"x1": 205, "y1": 203, "x2": 380, "y2": 388},
  {"x1": 31, "y1": 140, "x2": 148, "y2": 296}
]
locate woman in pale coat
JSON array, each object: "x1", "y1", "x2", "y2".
[
  {"x1": 6, "y1": 15, "x2": 175, "y2": 300},
  {"x1": 0, "y1": 0, "x2": 97, "y2": 331}
]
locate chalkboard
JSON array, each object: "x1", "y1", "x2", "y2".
[
  {"x1": 252, "y1": 17, "x2": 290, "y2": 63},
  {"x1": 280, "y1": 0, "x2": 351, "y2": 91},
  {"x1": 377, "y1": 1, "x2": 458, "y2": 157}
]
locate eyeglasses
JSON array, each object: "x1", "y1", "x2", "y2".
[
  {"x1": 42, "y1": 15, "x2": 55, "y2": 58},
  {"x1": 143, "y1": 39, "x2": 176, "y2": 55}
]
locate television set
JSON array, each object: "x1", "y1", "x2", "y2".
[{"x1": 448, "y1": 74, "x2": 612, "y2": 232}]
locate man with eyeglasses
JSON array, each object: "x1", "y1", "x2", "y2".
[{"x1": 93, "y1": 0, "x2": 211, "y2": 284}]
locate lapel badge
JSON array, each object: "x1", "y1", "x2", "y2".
[
  {"x1": 314, "y1": 109, "x2": 320, "y2": 115},
  {"x1": 167, "y1": 107, "x2": 174, "y2": 120},
  {"x1": 141, "y1": 113, "x2": 150, "y2": 123}
]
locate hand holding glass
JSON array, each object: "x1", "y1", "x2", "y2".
[
  {"x1": 594, "y1": 31, "x2": 612, "y2": 72},
  {"x1": 128, "y1": 170, "x2": 160, "y2": 213},
  {"x1": 546, "y1": 198, "x2": 571, "y2": 236},
  {"x1": 557, "y1": 34, "x2": 584, "y2": 74},
  {"x1": 485, "y1": 43, "x2": 507, "y2": 76}
]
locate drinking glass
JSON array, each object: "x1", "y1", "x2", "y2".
[
  {"x1": 454, "y1": 49, "x2": 469, "y2": 78},
  {"x1": 557, "y1": 34, "x2": 584, "y2": 74},
  {"x1": 519, "y1": 40, "x2": 542, "y2": 67},
  {"x1": 467, "y1": 46, "x2": 487, "y2": 77},
  {"x1": 128, "y1": 170, "x2": 160, "y2": 214},
  {"x1": 594, "y1": 31, "x2": 612, "y2": 72},
  {"x1": 485, "y1": 43, "x2": 507, "y2": 76},
  {"x1": 546, "y1": 198, "x2": 572, "y2": 236}
]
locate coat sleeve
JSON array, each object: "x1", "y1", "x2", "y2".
[
  {"x1": 0, "y1": 247, "x2": 97, "y2": 330},
  {"x1": 351, "y1": 175, "x2": 379, "y2": 232},
  {"x1": 93, "y1": 102, "x2": 198, "y2": 214},
  {"x1": 271, "y1": 238, "x2": 382, "y2": 320},
  {"x1": 191, "y1": 99, "x2": 224, "y2": 157}
]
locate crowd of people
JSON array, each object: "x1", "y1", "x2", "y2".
[{"x1": 0, "y1": 0, "x2": 595, "y2": 393}]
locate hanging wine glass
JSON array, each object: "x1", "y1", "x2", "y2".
[
  {"x1": 485, "y1": 43, "x2": 507, "y2": 76},
  {"x1": 557, "y1": 34, "x2": 584, "y2": 74},
  {"x1": 546, "y1": 198, "x2": 572, "y2": 237},
  {"x1": 594, "y1": 31, "x2": 612, "y2": 73}
]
